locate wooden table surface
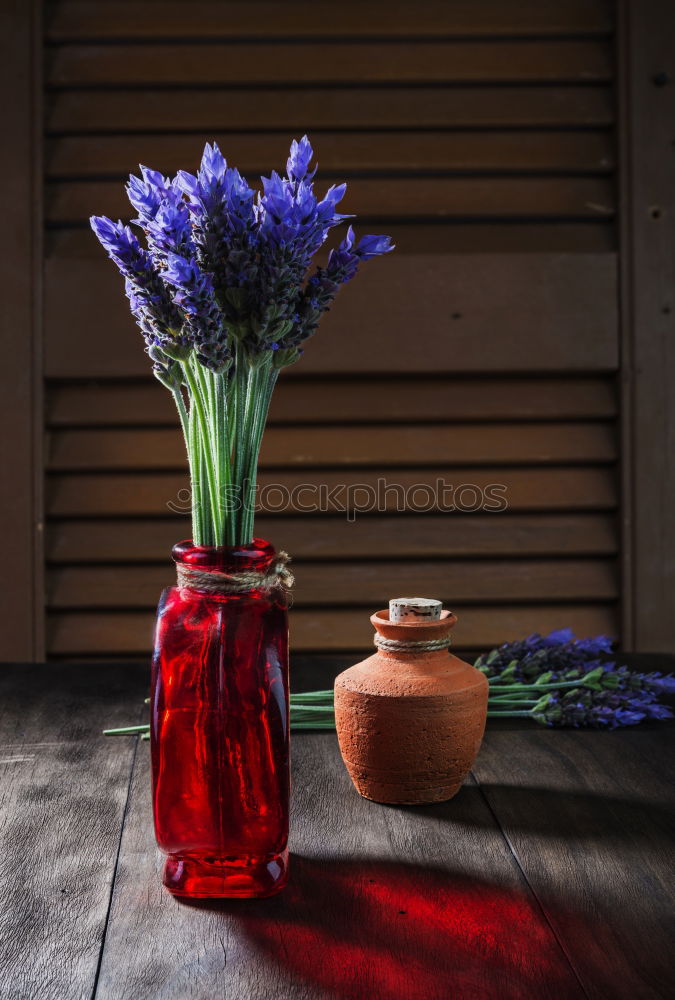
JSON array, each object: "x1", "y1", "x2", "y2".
[{"x1": 1, "y1": 659, "x2": 674, "y2": 1000}]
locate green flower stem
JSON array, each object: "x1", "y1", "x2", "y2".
[
  {"x1": 203, "y1": 368, "x2": 218, "y2": 504},
  {"x1": 488, "y1": 679, "x2": 550, "y2": 688},
  {"x1": 242, "y1": 363, "x2": 266, "y2": 543},
  {"x1": 197, "y1": 361, "x2": 225, "y2": 543},
  {"x1": 489, "y1": 690, "x2": 541, "y2": 700},
  {"x1": 230, "y1": 346, "x2": 250, "y2": 543},
  {"x1": 290, "y1": 706, "x2": 336, "y2": 715},
  {"x1": 227, "y1": 355, "x2": 239, "y2": 457},
  {"x1": 181, "y1": 358, "x2": 221, "y2": 543},
  {"x1": 487, "y1": 710, "x2": 534, "y2": 718},
  {"x1": 187, "y1": 396, "x2": 205, "y2": 544},
  {"x1": 205, "y1": 366, "x2": 232, "y2": 546},
  {"x1": 237, "y1": 362, "x2": 256, "y2": 542},
  {"x1": 291, "y1": 722, "x2": 338, "y2": 730},
  {"x1": 104, "y1": 696, "x2": 543, "y2": 737},
  {"x1": 175, "y1": 346, "x2": 283, "y2": 546},
  {"x1": 171, "y1": 386, "x2": 189, "y2": 446},
  {"x1": 170, "y1": 383, "x2": 195, "y2": 538},
  {"x1": 104, "y1": 725, "x2": 150, "y2": 735},
  {"x1": 291, "y1": 706, "x2": 335, "y2": 722},
  {"x1": 215, "y1": 372, "x2": 234, "y2": 546},
  {"x1": 485, "y1": 698, "x2": 539, "y2": 707},
  {"x1": 198, "y1": 433, "x2": 214, "y2": 545},
  {"x1": 241, "y1": 361, "x2": 278, "y2": 543},
  {"x1": 486, "y1": 678, "x2": 597, "y2": 693},
  {"x1": 290, "y1": 703, "x2": 335, "y2": 711}
]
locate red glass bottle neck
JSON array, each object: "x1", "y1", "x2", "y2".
[{"x1": 172, "y1": 538, "x2": 277, "y2": 574}]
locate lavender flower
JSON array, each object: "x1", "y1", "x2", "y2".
[
  {"x1": 94, "y1": 136, "x2": 393, "y2": 369},
  {"x1": 90, "y1": 136, "x2": 395, "y2": 547},
  {"x1": 258, "y1": 171, "x2": 348, "y2": 254},
  {"x1": 144, "y1": 187, "x2": 195, "y2": 261},
  {"x1": 478, "y1": 628, "x2": 675, "y2": 729},
  {"x1": 242, "y1": 148, "x2": 355, "y2": 359},
  {"x1": 286, "y1": 226, "x2": 394, "y2": 358},
  {"x1": 475, "y1": 629, "x2": 616, "y2": 683},
  {"x1": 530, "y1": 688, "x2": 673, "y2": 729},
  {"x1": 286, "y1": 135, "x2": 316, "y2": 183},
  {"x1": 162, "y1": 254, "x2": 230, "y2": 373},
  {"x1": 622, "y1": 669, "x2": 675, "y2": 694},
  {"x1": 176, "y1": 143, "x2": 257, "y2": 281},
  {"x1": 90, "y1": 216, "x2": 189, "y2": 377},
  {"x1": 351, "y1": 233, "x2": 397, "y2": 260},
  {"x1": 126, "y1": 165, "x2": 171, "y2": 224}
]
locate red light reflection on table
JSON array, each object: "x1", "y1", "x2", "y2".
[{"x1": 185, "y1": 856, "x2": 586, "y2": 999}]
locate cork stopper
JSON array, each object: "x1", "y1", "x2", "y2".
[{"x1": 389, "y1": 597, "x2": 443, "y2": 623}]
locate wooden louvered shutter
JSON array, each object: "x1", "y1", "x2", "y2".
[
  {"x1": 8, "y1": 0, "x2": 674, "y2": 661},
  {"x1": 39, "y1": 0, "x2": 622, "y2": 659}
]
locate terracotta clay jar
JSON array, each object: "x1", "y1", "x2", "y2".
[{"x1": 334, "y1": 605, "x2": 489, "y2": 804}]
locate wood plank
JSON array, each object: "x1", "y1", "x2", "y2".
[
  {"x1": 48, "y1": 41, "x2": 612, "y2": 87},
  {"x1": 46, "y1": 131, "x2": 615, "y2": 179},
  {"x1": 47, "y1": 558, "x2": 618, "y2": 609},
  {"x1": 47, "y1": 176, "x2": 615, "y2": 225},
  {"x1": 474, "y1": 727, "x2": 675, "y2": 998},
  {"x1": 45, "y1": 466, "x2": 618, "y2": 517},
  {"x1": 92, "y1": 736, "x2": 582, "y2": 1000},
  {"x1": 47, "y1": 0, "x2": 613, "y2": 41},
  {"x1": 47, "y1": 602, "x2": 618, "y2": 655},
  {"x1": 45, "y1": 513, "x2": 620, "y2": 563},
  {"x1": 0, "y1": 1, "x2": 44, "y2": 659},
  {"x1": 618, "y1": 0, "x2": 675, "y2": 651},
  {"x1": 44, "y1": 254, "x2": 619, "y2": 377},
  {"x1": 47, "y1": 422, "x2": 617, "y2": 472},
  {"x1": 46, "y1": 86, "x2": 615, "y2": 133},
  {"x1": 0, "y1": 662, "x2": 145, "y2": 1000},
  {"x1": 46, "y1": 377, "x2": 618, "y2": 427}
]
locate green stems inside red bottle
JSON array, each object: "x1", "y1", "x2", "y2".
[{"x1": 173, "y1": 350, "x2": 278, "y2": 548}]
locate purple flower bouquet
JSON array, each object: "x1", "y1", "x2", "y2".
[{"x1": 91, "y1": 136, "x2": 393, "y2": 545}]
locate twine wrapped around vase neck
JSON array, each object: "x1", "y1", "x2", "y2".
[
  {"x1": 176, "y1": 550, "x2": 294, "y2": 601},
  {"x1": 373, "y1": 597, "x2": 453, "y2": 653},
  {"x1": 374, "y1": 635, "x2": 451, "y2": 653}
]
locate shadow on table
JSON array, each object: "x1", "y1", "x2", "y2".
[
  {"x1": 399, "y1": 784, "x2": 675, "y2": 842},
  {"x1": 178, "y1": 855, "x2": 598, "y2": 1000}
]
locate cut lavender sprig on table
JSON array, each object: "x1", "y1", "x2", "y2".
[
  {"x1": 475, "y1": 628, "x2": 674, "y2": 728},
  {"x1": 105, "y1": 629, "x2": 675, "y2": 737},
  {"x1": 525, "y1": 688, "x2": 674, "y2": 729}
]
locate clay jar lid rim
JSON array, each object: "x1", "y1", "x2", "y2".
[{"x1": 371, "y1": 608, "x2": 457, "y2": 642}]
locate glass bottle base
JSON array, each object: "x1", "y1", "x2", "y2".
[{"x1": 163, "y1": 848, "x2": 289, "y2": 899}]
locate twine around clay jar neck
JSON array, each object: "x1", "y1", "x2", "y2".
[
  {"x1": 371, "y1": 608, "x2": 458, "y2": 656},
  {"x1": 172, "y1": 539, "x2": 294, "y2": 599}
]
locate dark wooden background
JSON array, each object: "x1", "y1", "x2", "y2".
[{"x1": 2, "y1": 0, "x2": 674, "y2": 662}]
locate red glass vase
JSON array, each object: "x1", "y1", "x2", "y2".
[{"x1": 150, "y1": 538, "x2": 290, "y2": 899}]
